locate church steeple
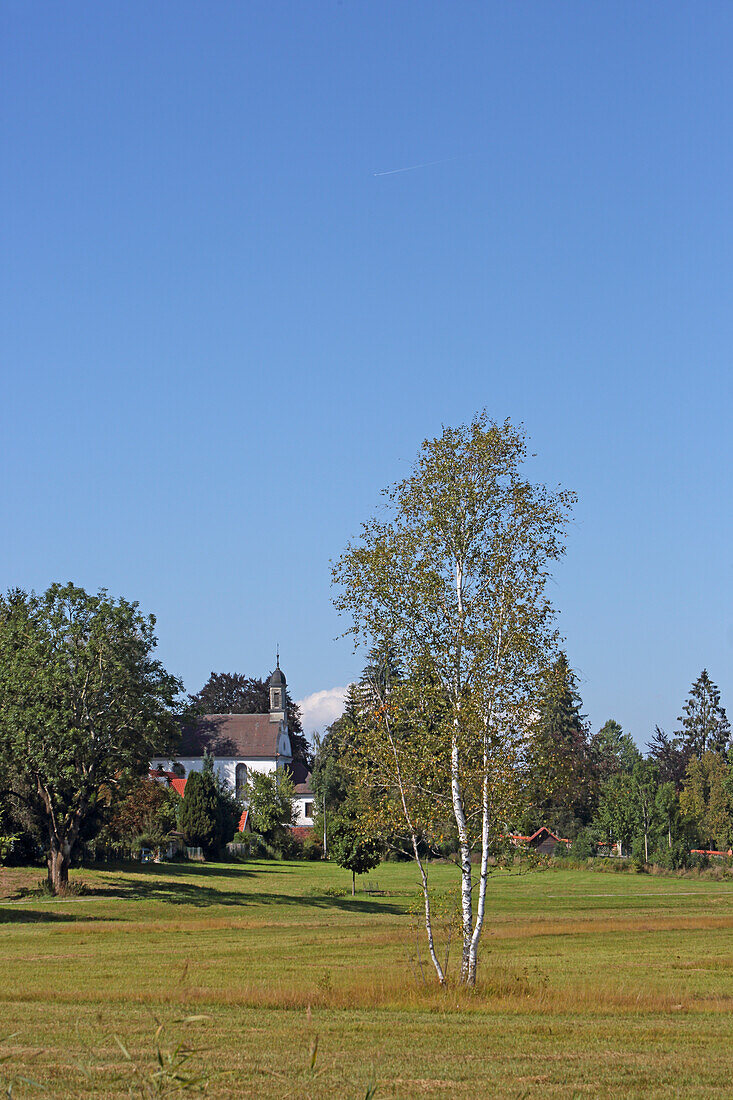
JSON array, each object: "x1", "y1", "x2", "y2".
[{"x1": 268, "y1": 654, "x2": 287, "y2": 724}]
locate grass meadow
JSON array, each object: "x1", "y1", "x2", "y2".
[{"x1": 1, "y1": 858, "x2": 733, "y2": 1097}]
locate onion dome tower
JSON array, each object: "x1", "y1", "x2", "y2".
[{"x1": 268, "y1": 653, "x2": 287, "y2": 724}]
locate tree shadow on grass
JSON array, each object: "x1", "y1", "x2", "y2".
[
  {"x1": 0, "y1": 908, "x2": 119, "y2": 924},
  {"x1": 78, "y1": 873, "x2": 407, "y2": 914}
]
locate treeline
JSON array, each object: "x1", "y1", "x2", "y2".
[{"x1": 312, "y1": 651, "x2": 732, "y2": 869}]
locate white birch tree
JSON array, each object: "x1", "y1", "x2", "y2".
[{"x1": 332, "y1": 413, "x2": 574, "y2": 985}]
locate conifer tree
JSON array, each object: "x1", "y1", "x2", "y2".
[
  {"x1": 178, "y1": 763, "x2": 220, "y2": 856},
  {"x1": 676, "y1": 671, "x2": 730, "y2": 758},
  {"x1": 525, "y1": 653, "x2": 596, "y2": 833}
]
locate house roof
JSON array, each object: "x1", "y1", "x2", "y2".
[
  {"x1": 288, "y1": 759, "x2": 313, "y2": 796},
  {"x1": 149, "y1": 768, "x2": 187, "y2": 797},
  {"x1": 177, "y1": 713, "x2": 286, "y2": 759},
  {"x1": 507, "y1": 827, "x2": 571, "y2": 845}
]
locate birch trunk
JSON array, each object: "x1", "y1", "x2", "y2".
[
  {"x1": 451, "y1": 730, "x2": 473, "y2": 983},
  {"x1": 468, "y1": 738, "x2": 492, "y2": 985}
]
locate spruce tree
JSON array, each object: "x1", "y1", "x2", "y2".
[
  {"x1": 525, "y1": 652, "x2": 596, "y2": 833},
  {"x1": 676, "y1": 670, "x2": 730, "y2": 758}
]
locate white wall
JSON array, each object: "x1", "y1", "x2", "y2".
[
  {"x1": 151, "y1": 755, "x2": 287, "y2": 792},
  {"x1": 293, "y1": 794, "x2": 315, "y2": 827}
]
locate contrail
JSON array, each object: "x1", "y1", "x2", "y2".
[{"x1": 372, "y1": 156, "x2": 459, "y2": 177}]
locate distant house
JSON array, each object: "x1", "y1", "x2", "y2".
[
  {"x1": 151, "y1": 660, "x2": 315, "y2": 828},
  {"x1": 508, "y1": 827, "x2": 571, "y2": 855},
  {"x1": 290, "y1": 760, "x2": 315, "y2": 827}
]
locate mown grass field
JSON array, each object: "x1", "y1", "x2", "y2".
[{"x1": 1, "y1": 858, "x2": 733, "y2": 1097}]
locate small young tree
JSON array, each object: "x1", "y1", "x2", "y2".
[
  {"x1": 329, "y1": 814, "x2": 382, "y2": 895},
  {"x1": 333, "y1": 413, "x2": 574, "y2": 984},
  {"x1": 246, "y1": 770, "x2": 296, "y2": 849},
  {"x1": 654, "y1": 781, "x2": 679, "y2": 850},
  {"x1": 631, "y1": 760, "x2": 659, "y2": 863}
]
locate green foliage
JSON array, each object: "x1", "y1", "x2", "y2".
[
  {"x1": 246, "y1": 769, "x2": 296, "y2": 848},
  {"x1": 0, "y1": 583, "x2": 181, "y2": 892},
  {"x1": 594, "y1": 773, "x2": 637, "y2": 855},
  {"x1": 679, "y1": 752, "x2": 733, "y2": 851},
  {"x1": 570, "y1": 829, "x2": 597, "y2": 859},
  {"x1": 647, "y1": 726, "x2": 689, "y2": 787},
  {"x1": 524, "y1": 653, "x2": 596, "y2": 835},
  {"x1": 591, "y1": 719, "x2": 642, "y2": 779},
  {"x1": 101, "y1": 777, "x2": 180, "y2": 850},
  {"x1": 329, "y1": 814, "x2": 382, "y2": 893},
  {"x1": 332, "y1": 413, "x2": 574, "y2": 983},
  {"x1": 677, "y1": 670, "x2": 731, "y2": 758},
  {"x1": 178, "y1": 768, "x2": 220, "y2": 857}
]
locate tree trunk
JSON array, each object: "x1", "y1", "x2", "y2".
[
  {"x1": 468, "y1": 761, "x2": 492, "y2": 986},
  {"x1": 352, "y1": 869, "x2": 355, "y2": 896},
  {"x1": 48, "y1": 841, "x2": 71, "y2": 894},
  {"x1": 644, "y1": 830, "x2": 648, "y2": 863},
  {"x1": 451, "y1": 732, "x2": 473, "y2": 983}
]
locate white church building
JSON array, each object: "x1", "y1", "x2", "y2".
[{"x1": 151, "y1": 663, "x2": 315, "y2": 827}]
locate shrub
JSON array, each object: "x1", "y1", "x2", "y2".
[
  {"x1": 302, "y1": 833, "x2": 323, "y2": 861},
  {"x1": 570, "y1": 830, "x2": 596, "y2": 860}
]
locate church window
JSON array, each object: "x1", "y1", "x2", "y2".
[
  {"x1": 235, "y1": 763, "x2": 248, "y2": 798},
  {"x1": 272, "y1": 690, "x2": 281, "y2": 709}
]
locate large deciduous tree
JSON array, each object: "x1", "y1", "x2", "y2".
[
  {"x1": 332, "y1": 413, "x2": 574, "y2": 985},
  {"x1": 679, "y1": 752, "x2": 733, "y2": 851},
  {"x1": 0, "y1": 584, "x2": 181, "y2": 893}
]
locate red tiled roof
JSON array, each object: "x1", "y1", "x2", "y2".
[
  {"x1": 150, "y1": 768, "x2": 187, "y2": 797},
  {"x1": 505, "y1": 828, "x2": 571, "y2": 845},
  {"x1": 238, "y1": 809, "x2": 249, "y2": 833},
  {"x1": 178, "y1": 714, "x2": 286, "y2": 759}
]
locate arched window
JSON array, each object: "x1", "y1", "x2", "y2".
[{"x1": 235, "y1": 763, "x2": 248, "y2": 798}]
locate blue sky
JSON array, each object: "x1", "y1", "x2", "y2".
[{"x1": 2, "y1": 2, "x2": 731, "y2": 742}]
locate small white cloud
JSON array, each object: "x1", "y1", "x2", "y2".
[{"x1": 297, "y1": 685, "x2": 349, "y2": 735}]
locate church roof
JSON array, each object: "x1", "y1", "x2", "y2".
[
  {"x1": 178, "y1": 713, "x2": 286, "y2": 759},
  {"x1": 268, "y1": 665, "x2": 286, "y2": 688}
]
